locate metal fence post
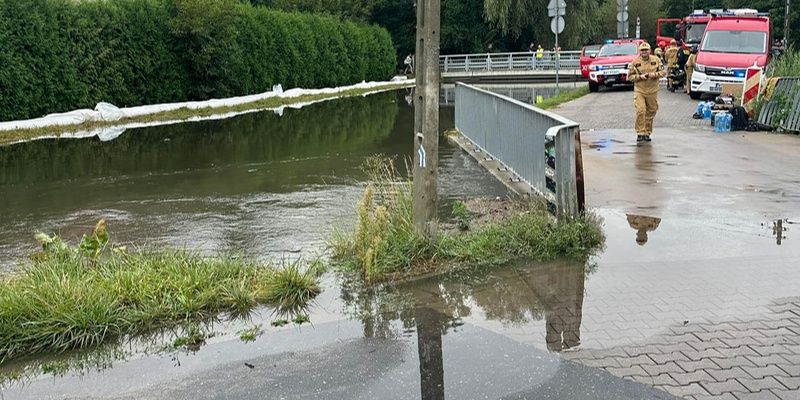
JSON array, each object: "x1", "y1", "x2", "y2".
[{"x1": 555, "y1": 126, "x2": 578, "y2": 219}]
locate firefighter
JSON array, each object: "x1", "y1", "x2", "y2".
[
  {"x1": 626, "y1": 214, "x2": 661, "y2": 245},
  {"x1": 685, "y1": 45, "x2": 698, "y2": 94},
  {"x1": 654, "y1": 46, "x2": 664, "y2": 62},
  {"x1": 627, "y1": 42, "x2": 666, "y2": 143},
  {"x1": 664, "y1": 39, "x2": 680, "y2": 88}
]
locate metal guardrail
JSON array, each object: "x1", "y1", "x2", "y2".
[
  {"x1": 454, "y1": 83, "x2": 583, "y2": 218},
  {"x1": 440, "y1": 51, "x2": 581, "y2": 73},
  {"x1": 757, "y1": 77, "x2": 800, "y2": 132}
]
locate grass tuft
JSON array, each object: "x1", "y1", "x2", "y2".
[
  {"x1": 0, "y1": 222, "x2": 322, "y2": 364},
  {"x1": 238, "y1": 325, "x2": 263, "y2": 343},
  {"x1": 536, "y1": 86, "x2": 590, "y2": 110},
  {"x1": 769, "y1": 48, "x2": 800, "y2": 78},
  {"x1": 330, "y1": 157, "x2": 605, "y2": 284}
]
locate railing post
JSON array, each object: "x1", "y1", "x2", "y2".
[
  {"x1": 465, "y1": 55, "x2": 470, "y2": 71},
  {"x1": 554, "y1": 126, "x2": 578, "y2": 219},
  {"x1": 444, "y1": 56, "x2": 449, "y2": 73}
]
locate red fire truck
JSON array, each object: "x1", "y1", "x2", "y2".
[{"x1": 656, "y1": 10, "x2": 711, "y2": 49}]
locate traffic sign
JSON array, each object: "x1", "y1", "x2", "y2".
[
  {"x1": 617, "y1": 11, "x2": 629, "y2": 22},
  {"x1": 547, "y1": 0, "x2": 566, "y2": 17},
  {"x1": 551, "y1": 16, "x2": 565, "y2": 34}
]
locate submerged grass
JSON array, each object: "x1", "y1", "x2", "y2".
[
  {"x1": 0, "y1": 221, "x2": 322, "y2": 364},
  {"x1": 0, "y1": 83, "x2": 412, "y2": 146},
  {"x1": 536, "y1": 86, "x2": 590, "y2": 110},
  {"x1": 330, "y1": 156, "x2": 604, "y2": 284}
]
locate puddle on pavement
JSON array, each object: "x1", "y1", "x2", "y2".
[{"x1": 625, "y1": 214, "x2": 662, "y2": 246}]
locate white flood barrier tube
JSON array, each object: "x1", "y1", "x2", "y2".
[{"x1": 0, "y1": 78, "x2": 414, "y2": 133}]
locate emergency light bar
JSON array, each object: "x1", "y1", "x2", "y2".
[{"x1": 709, "y1": 9, "x2": 769, "y2": 17}]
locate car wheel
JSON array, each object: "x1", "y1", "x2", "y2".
[
  {"x1": 689, "y1": 90, "x2": 701, "y2": 100},
  {"x1": 589, "y1": 82, "x2": 599, "y2": 92}
]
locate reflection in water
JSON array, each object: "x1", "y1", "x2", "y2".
[
  {"x1": 416, "y1": 307, "x2": 446, "y2": 400},
  {"x1": 342, "y1": 260, "x2": 589, "y2": 396},
  {"x1": 626, "y1": 214, "x2": 662, "y2": 246},
  {"x1": 773, "y1": 219, "x2": 787, "y2": 245}
]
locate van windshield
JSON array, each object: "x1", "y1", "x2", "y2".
[
  {"x1": 597, "y1": 43, "x2": 638, "y2": 57},
  {"x1": 701, "y1": 30, "x2": 767, "y2": 54},
  {"x1": 684, "y1": 23, "x2": 706, "y2": 44}
]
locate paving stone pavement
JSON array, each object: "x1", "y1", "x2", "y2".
[
  {"x1": 548, "y1": 86, "x2": 800, "y2": 399},
  {"x1": 553, "y1": 86, "x2": 710, "y2": 131},
  {"x1": 560, "y1": 297, "x2": 800, "y2": 399}
]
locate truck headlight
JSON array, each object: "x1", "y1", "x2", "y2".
[{"x1": 694, "y1": 64, "x2": 706, "y2": 73}]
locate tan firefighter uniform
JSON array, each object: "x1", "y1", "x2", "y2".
[
  {"x1": 654, "y1": 47, "x2": 664, "y2": 62},
  {"x1": 627, "y1": 42, "x2": 666, "y2": 137},
  {"x1": 685, "y1": 52, "x2": 697, "y2": 93},
  {"x1": 664, "y1": 41, "x2": 679, "y2": 87},
  {"x1": 626, "y1": 214, "x2": 661, "y2": 245},
  {"x1": 665, "y1": 42, "x2": 679, "y2": 69}
]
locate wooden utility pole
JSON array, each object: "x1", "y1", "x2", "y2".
[
  {"x1": 785, "y1": 0, "x2": 792, "y2": 47},
  {"x1": 413, "y1": 0, "x2": 441, "y2": 238}
]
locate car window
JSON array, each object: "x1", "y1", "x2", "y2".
[
  {"x1": 597, "y1": 43, "x2": 638, "y2": 57},
  {"x1": 701, "y1": 30, "x2": 767, "y2": 54},
  {"x1": 685, "y1": 23, "x2": 707, "y2": 43}
]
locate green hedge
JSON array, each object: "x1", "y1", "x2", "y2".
[{"x1": 0, "y1": 0, "x2": 395, "y2": 121}]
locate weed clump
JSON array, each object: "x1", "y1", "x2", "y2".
[
  {"x1": 331, "y1": 157, "x2": 432, "y2": 283},
  {"x1": 330, "y1": 157, "x2": 605, "y2": 284},
  {"x1": 0, "y1": 220, "x2": 322, "y2": 364}
]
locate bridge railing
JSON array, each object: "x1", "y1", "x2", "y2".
[
  {"x1": 757, "y1": 77, "x2": 800, "y2": 133},
  {"x1": 454, "y1": 82, "x2": 583, "y2": 218},
  {"x1": 441, "y1": 51, "x2": 581, "y2": 73}
]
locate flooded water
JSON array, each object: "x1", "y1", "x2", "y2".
[
  {"x1": 5, "y1": 84, "x2": 798, "y2": 399},
  {"x1": 0, "y1": 89, "x2": 519, "y2": 268}
]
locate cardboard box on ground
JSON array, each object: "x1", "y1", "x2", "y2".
[{"x1": 721, "y1": 83, "x2": 744, "y2": 98}]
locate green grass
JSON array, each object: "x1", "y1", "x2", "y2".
[
  {"x1": 0, "y1": 83, "x2": 412, "y2": 146},
  {"x1": 329, "y1": 157, "x2": 605, "y2": 284},
  {"x1": 536, "y1": 86, "x2": 590, "y2": 110},
  {"x1": 0, "y1": 221, "x2": 322, "y2": 363},
  {"x1": 238, "y1": 325, "x2": 263, "y2": 343},
  {"x1": 769, "y1": 48, "x2": 800, "y2": 77}
]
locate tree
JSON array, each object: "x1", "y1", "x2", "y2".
[{"x1": 483, "y1": 0, "x2": 605, "y2": 48}]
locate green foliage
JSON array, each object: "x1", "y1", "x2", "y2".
[
  {"x1": 238, "y1": 325, "x2": 263, "y2": 343},
  {"x1": 172, "y1": 324, "x2": 211, "y2": 350},
  {"x1": 536, "y1": 86, "x2": 591, "y2": 110},
  {"x1": 292, "y1": 314, "x2": 311, "y2": 324},
  {"x1": 329, "y1": 156, "x2": 433, "y2": 283},
  {"x1": 483, "y1": 0, "x2": 603, "y2": 48},
  {"x1": 330, "y1": 157, "x2": 605, "y2": 284},
  {"x1": 0, "y1": 222, "x2": 322, "y2": 363},
  {"x1": 0, "y1": 0, "x2": 395, "y2": 121},
  {"x1": 598, "y1": 0, "x2": 664, "y2": 45},
  {"x1": 769, "y1": 49, "x2": 800, "y2": 77},
  {"x1": 451, "y1": 201, "x2": 471, "y2": 231}
]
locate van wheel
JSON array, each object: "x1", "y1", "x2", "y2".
[
  {"x1": 689, "y1": 90, "x2": 701, "y2": 100},
  {"x1": 589, "y1": 82, "x2": 599, "y2": 92}
]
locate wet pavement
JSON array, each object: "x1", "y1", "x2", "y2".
[
  {"x1": 2, "y1": 87, "x2": 800, "y2": 399},
  {"x1": 549, "y1": 88, "x2": 800, "y2": 399}
]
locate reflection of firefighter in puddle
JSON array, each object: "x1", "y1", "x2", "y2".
[{"x1": 626, "y1": 214, "x2": 661, "y2": 246}]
